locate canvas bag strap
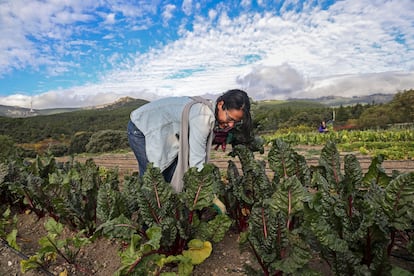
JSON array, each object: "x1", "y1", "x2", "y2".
[{"x1": 170, "y1": 96, "x2": 214, "y2": 193}]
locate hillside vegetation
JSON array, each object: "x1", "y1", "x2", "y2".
[
  {"x1": 0, "y1": 89, "x2": 413, "y2": 158},
  {"x1": 0, "y1": 98, "x2": 148, "y2": 143},
  {"x1": 252, "y1": 89, "x2": 413, "y2": 131}
]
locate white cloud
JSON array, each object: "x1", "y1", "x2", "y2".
[
  {"x1": 301, "y1": 71, "x2": 414, "y2": 99},
  {"x1": 4, "y1": 69, "x2": 413, "y2": 109},
  {"x1": 182, "y1": 0, "x2": 193, "y2": 16},
  {"x1": 0, "y1": 0, "x2": 413, "y2": 109},
  {"x1": 162, "y1": 4, "x2": 176, "y2": 25},
  {"x1": 240, "y1": 0, "x2": 252, "y2": 9},
  {"x1": 236, "y1": 64, "x2": 307, "y2": 100},
  {"x1": 104, "y1": 13, "x2": 116, "y2": 25},
  {"x1": 0, "y1": 0, "x2": 96, "y2": 76}
]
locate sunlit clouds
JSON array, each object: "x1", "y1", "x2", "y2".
[{"x1": 0, "y1": 0, "x2": 413, "y2": 108}]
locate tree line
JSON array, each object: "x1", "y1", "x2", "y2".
[
  {"x1": 253, "y1": 89, "x2": 414, "y2": 131},
  {"x1": 0, "y1": 89, "x2": 412, "y2": 159}
]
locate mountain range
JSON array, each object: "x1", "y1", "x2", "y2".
[{"x1": 0, "y1": 93, "x2": 394, "y2": 118}]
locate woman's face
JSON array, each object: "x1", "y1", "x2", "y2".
[{"x1": 217, "y1": 101, "x2": 244, "y2": 129}]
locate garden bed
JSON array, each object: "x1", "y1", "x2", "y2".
[{"x1": 1, "y1": 146, "x2": 413, "y2": 275}]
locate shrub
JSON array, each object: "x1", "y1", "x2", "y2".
[
  {"x1": 68, "y1": 131, "x2": 92, "y2": 154},
  {"x1": 18, "y1": 147, "x2": 36, "y2": 158},
  {"x1": 0, "y1": 135, "x2": 20, "y2": 162},
  {"x1": 48, "y1": 143, "x2": 68, "y2": 157},
  {"x1": 86, "y1": 130, "x2": 128, "y2": 153}
]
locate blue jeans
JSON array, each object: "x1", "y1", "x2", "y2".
[
  {"x1": 127, "y1": 121, "x2": 177, "y2": 182},
  {"x1": 127, "y1": 120, "x2": 148, "y2": 177}
]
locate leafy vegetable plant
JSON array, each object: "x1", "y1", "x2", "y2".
[
  {"x1": 305, "y1": 141, "x2": 414, "y2": 275},
  {"x1": 2, "y1": 155, "x2": 113, "y2": 235},
  {"x1": 0, "y1": 207, "x2": 20, "y2": 251},
  {"x1": 20, "y1": 218, "x2": 91, "y2": 273},
  {"x1": 97, "y1": 163, "x2": 232, "y2": 275},
  {"x1": 227, "y1": 139, "x2": 414, "y2": 275}
]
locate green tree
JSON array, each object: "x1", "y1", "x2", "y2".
[
  {"x1": 86, "y1": 130, "x2": 129, "y2": 153},
  {"x1": 389, "y1": 89, "x2": 414, "y2": 123},
  {"x1": 279, "y1": 107, "x2": 293, "y2": 123},
  {"x1": 357, "y1": 105, "x2": 392, "y2": 129},
  {"x1": 281, "y1": 111, "x2": 313, "y2": 128},
  {"x1": 335, "y1": 104, "x2": 351, "y2": 123},
  {"x1": 349, "y1": 103, "x2": 366, "y2": 119}
]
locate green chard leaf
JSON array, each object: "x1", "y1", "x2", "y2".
[
  {"x1": 383, "y1": 172, "x2": 414, "y2": 230},
  {"x1": 319, "y1": 140, "x2": 343, "y2": 186},
  {"x1": 137, "y1": 163, "x2": 176, "y2": 226},
  {"x1": 180, "y1": 163, "x2": 222, "y2": 211}
]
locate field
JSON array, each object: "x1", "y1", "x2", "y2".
[
  {"x1": 1, "y1": 145, "x2": 413, "y2": 276},
  {"x1": 55, "y1": 145, "x2": 414, "y2": 179}
]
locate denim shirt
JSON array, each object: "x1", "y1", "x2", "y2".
[{"x1": 130, "y1": 96, "x2": 215, "y2": 172}]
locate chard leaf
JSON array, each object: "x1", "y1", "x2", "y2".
[
  {"x1": 268, "y1": 139, "x2": 311, "y2": 188},
  {"x1": 117, "y1": 227, "x2": 164, "y2": 275},
  {"x1": 97, "y1": 181, "x2": 126, "y2": 222},
  {"x1": 121, "y1": 174, "x2": 143, "y2": 218},
  {"x1": 20, "y1": 255, "x2": 42, "y2": 273},
  {"x1": 38, "y1": 235, "x2": 59, "y2": 254},
  {"x1": 383, "y1": 172, "x2": 414, "y2": 230},
  {"x1": 175, "y1": 255, "x2": 194, "y2": 276},
  {"x1": 343, "y1": 154, "x2": 363, "y2": 195},
  {"x1": 194, "y1": 214, "x2": 232, "y2": 243},
  {"x1": 138, "y1": 163, "x2": 175, "y2": 226},
  {"x1": 231, "y1": 144, "x2": 274, "y2": 202},
  {"x1": 270, "y1": 232, "x2": 313, "y2": 274},
  {"x1": 145, "y1": 226, "x2": 163, "y2": 250},
  {"x1": 161, "y1": 254, "x2": 193, "y2": 276},
  {"x1": 319, "y1": 140, "x2": 343, "y2": 186},
  {"x1": 268, "y1": 176, "x2": 308, "y2": 219},
  {"x1": 181, "y1": 163, "x2": 221, "y2": 211},
  {"x1": 6, "y1": 229, "x2": 20, "y2": 251},
  {"x1": 391, "y1": 266, "x2": 414, "y2": 276},
  {"x1": 227, "y1": 159, "x2": 240, "y2": 185},
  {"x1": 158, "y1": 217, "x2": 178, "y2": 248},
  {"x1": 95, "y1": 214, "x2": 136, "y2": 240},
  {"x1": 362, "y1": 155, "x2": 391, "y2": 188},
  {"x1": 248, "y1": 204, "x2": 279, "y2": 262},
  {"x1": 44, "y1": 218, "x2": 63, "y2": 235},
  {"x1": 182, "y1": 239, "x2": 212, "y2": 265}
]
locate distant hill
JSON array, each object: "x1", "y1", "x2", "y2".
[
  {"x1": 0, "y1": 97, "x2": 149, "y2": 144},
  {"x1": 0, "y1": 93, "x2": 396, "y2": 118},
  {"x1": 83, "y1": 96, "x2": 140, "y2": 110},
  {"x1": 290, "y1": 93, "x2": 394, "y2": 107},
  {"x1": 0, "y1": 96, "x2": 142, "y2": 118},
  {"x1": 0, "y1": 104, "x2": 80, "y2": 118}
]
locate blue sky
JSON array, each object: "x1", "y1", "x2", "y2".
[{"x1": 0, "y1": 0, "x2": 413, "y2": 109}]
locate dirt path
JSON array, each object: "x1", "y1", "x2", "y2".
[{"x1": 59, "y1": 146, "x2": 414, "y2": 178}]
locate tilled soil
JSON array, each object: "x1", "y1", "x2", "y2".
[{"x1": 58, "y1": 145, "x2": 414, "y2": 178}]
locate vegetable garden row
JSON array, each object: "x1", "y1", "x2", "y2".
[
  {"x1": 1, "y1": 138, "x2": 413, "y2": 275},
  {"x1": 264, "y1": 128, "x2": 414, "y2": 160}
]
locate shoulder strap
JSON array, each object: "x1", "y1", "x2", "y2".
[{"x1": 170, "y1": 97, "x2": 214, "y2": 193}]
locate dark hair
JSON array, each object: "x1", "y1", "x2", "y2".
[{"x1": 215, "y1": 89, "x2": 253, "y2": 138}]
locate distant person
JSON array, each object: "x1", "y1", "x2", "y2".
[
  {"x1": 127, "y1": 89, "x2": 252, "y2": 192},
  {"x1": 318, "y1": 120, "x2": 329, "y2": 133}
]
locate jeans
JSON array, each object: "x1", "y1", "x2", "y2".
[
  {"x1": 127, "y1": 120, "x2": 148, "y2": 177},
  {"x1": 127, "y1": 120, "x2": 178, "y2": 182}
]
